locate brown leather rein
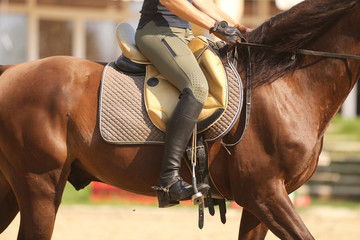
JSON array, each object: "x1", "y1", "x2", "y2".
[
  {"x1": 220, "y1": 41, "x2": 360, "y2": 153},
  {"x1": 238, "y1": 41, "x2": 360, "y2": 61}
]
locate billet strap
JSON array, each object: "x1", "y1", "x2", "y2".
[
  {"x1": 206, "y1": 192, "x2": 215, "y2": 216},
  {"x1": 208, "y1": 198, "x2": 227, "y2": 224},
  {"x1": 218, "y1": 199, "x2": 227, "y2": 224}
]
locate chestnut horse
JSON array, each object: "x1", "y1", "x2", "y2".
[{"x1": 1, "y1": 0, "x2": 360, "y2": 239}]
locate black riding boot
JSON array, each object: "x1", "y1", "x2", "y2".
[{"x1": 155, "y1": 88, "x2": 210, "y2": 208}]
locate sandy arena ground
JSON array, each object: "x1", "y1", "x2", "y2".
[{"x1": 1, "y1": 204, "x2": 360, "y2": 240}]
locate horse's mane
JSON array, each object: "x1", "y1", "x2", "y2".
[{"x1": 243, "y1": 0, "x2": 360, "y2": 88}]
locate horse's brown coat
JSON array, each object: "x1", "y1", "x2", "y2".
[{"x1": 0, "y1": 0, "x2": 360, "y2": 239}]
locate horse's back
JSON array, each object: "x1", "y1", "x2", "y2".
[
  {"x1": 0, "y1": 56, "x2": 102, "y2": 85},
  {"x1": 0, "y1": 56, "x2": 104, "y2": 108}
]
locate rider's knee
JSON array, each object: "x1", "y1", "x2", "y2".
[{"x1": 187, "y1": 73, "x2": 208, "y2": 104}]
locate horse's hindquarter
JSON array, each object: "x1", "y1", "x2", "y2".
[
  {"x1": 0, "y1": 56, "x2": 109, "y2": 238},
  {"x1": 0, "y1": 56, "x2": 103, "y2": 184},
  {"x1": 0, "y1": 56, "x2": 162, "y2": 200}
]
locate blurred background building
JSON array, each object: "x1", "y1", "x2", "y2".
[
  {"x1": 0, "y1": 0, "x2": 357, "y2": 117},
  {"x1": 0, "y1": 0, "x2": 295, "y2": 63}
]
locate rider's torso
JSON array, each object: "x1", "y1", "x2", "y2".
[{"x1": 137, "y1": 0, "x2": 193, "y2": 30}]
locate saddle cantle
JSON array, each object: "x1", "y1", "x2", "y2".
[{"x1": 115, "y1": 23, "x2": 227, "y2": 133}]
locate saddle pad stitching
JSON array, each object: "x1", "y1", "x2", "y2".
[
  {"x1": 99, "y1": 63, "x2": 165, "y2": 145},
  {"x1": 98, "y1": 63, "x2": 110, "y2": 143}
]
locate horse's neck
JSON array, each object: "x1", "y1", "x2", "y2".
[{"x1": 298, "y1": 10, "x2": 360, "y2": 136}]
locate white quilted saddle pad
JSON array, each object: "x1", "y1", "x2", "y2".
[{"x1": 99, "y1": 61, "x2": 242, "y2": 145}]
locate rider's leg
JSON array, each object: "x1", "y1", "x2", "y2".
[
  {"x1": 156, "y1": 88, "x2": 208, "y2": 207},
  {"x1": 136, "y1": 22, "x2": 209, "y2": 207}
]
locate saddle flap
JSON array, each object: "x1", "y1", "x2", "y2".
[
  {"x1": 116, "y1": 23, "x2": 150, "y2": 64},
  {"x1": 189, "y1": 37, "x2": 227, "y2": 112},
  {"x1": 144, "y1": 37, "x2": 228, "y2": 133},
  {"x1": 144, "y1": 65, "x2": 179, "y2": 131}
]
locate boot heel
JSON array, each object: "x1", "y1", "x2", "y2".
[{"x1": 157, "y1": 191, "x2": 179, "y2": 208}]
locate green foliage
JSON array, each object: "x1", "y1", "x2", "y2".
[
  {"x1": 61, "y1": 182, "x2": 157, "y2": 206},
  {"x1": 61, "y1": 183, "x2": 92, "y2": 205},
  {"x1": 327, "y1": 115, "x2": 360, "y2": 140},
  {"x1": 324, "y1": 115, "x2": 360, "y2": 159}
]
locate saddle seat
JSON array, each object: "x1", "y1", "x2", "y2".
[{"x1": 115, "y1": 23, "x2": 228, "y2": 133}]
